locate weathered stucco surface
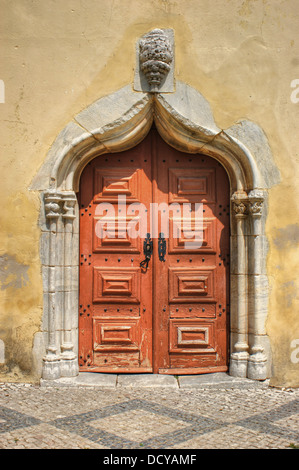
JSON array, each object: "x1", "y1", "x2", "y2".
[{"x1": 0, "y1": 0, "x2": 298, "y2": 386}]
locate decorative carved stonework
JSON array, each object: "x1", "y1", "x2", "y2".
[
  {"x1": 35, "y1": 83, "x2": 273, "y2": 383},
  {"x1": 231, "y1": 190, "x2": 264, "y2": 219},
  {"x1": 44, "y1": 192, "x2": 62, "y2": 219},
  {"x1": 233, "y1": 201, "x2": 247, "y2": 216},
  {"x1": 231, "y1": 191, "x2": 249, "y2": 217},
  {"x1": 248, "y1": 189, "x2": 264, "y2": 218},
  {"x1": 249, "y1": 200, "x2": 263, "y2": 216},
  {"x1": 42, "y1": 190, "x2": 79, "y2": 381},
  {"x1": 62, "y1": 194, "x2": 77, "y2": 219},
  {"x1": 44, "y1": 191, "x2": 77, "y2": 221},
  {"x1": 139, "y1": 29, "x2": 173, "y2": 92}
]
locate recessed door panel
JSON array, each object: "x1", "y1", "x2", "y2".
[
  {"x1": 169, "y1": 319, "x2": 216, "y2": 353},
  {"x1": 169, "y1": 217, "x2": 217, "y2": 253},
  {"x1": 93, "y1": 267, "x2": 140, "y2": 304},
  {"x1": 94, "y1": 167, "x2": 140, "y2": 202},
  {"x1": 93, "y1": 317, "x2": 140, "y2": 351},
  {"x1": 169, "y1": 168, "x2": 216, "y2": 203},
  {"x1": 92, "y1": 216, "x2": 141, "y2": 253},
  {"x1": 168, "y1": 267, "x2": 216, "y2": 303}
]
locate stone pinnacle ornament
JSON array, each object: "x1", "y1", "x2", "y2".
[{"x1": 139, "y1": 29, "x2": 173, "y2": 92}]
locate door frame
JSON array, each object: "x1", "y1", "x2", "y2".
[{"x1": 30, "y1": 81, "x2": 280, "y2": 382}]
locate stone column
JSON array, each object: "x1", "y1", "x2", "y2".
[
  {"x1": 229, "y1": 191, "x2": 249, "y2": 378},
  {"x1": 247, "y1": 189, "x2": 268, "y2": 380},
  {"x1": 42, "y1": 191, "x2": 62, "y2": 380},
  {"x1": 60, "y1": 192, "x2": 79, "y2": 377}
]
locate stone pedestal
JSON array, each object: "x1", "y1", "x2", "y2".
[
  {"x1": 247, "y1": 346, "x2": 268, "y2": 380},
  {"x1": 230, "y1": 342, "x2": 249, "y2": 378}
]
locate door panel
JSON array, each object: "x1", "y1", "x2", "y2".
[
  {"x1": 169, "y1": 168, "x2": 216, "y2": 203},
  {"x1": 78, "y1": 127, "x2": 229, "y2": 374},
  {"x1": 79, "y1": 132, "x2": 153, "y2": 372}
]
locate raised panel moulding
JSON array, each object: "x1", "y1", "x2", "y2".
[
  {"x1": 93, "y1": 267, "x2": 140, "y2": 304},
  {"x1": 169, "y1": 168, "x2": 216, "y2": 203},
  {"x1": 170, "y1": 319, "x2": 216, "y2": 354},
  {"x1": 169, "y1": 217, "x2": 216, "y2": 254},
  {"x1": 94, "y1": 167, "x2": 140, "y2": 202},
  {"x1": 169, "y1": 267, "x2": 215, "y2": 303},
  {"x1": 177, "y1": 326, "x2": 209, "y2": 346},
  {"x1": 93, "y1": 318, "x2": 140, "y2": 352},
  {"x1": 93, "y1": 216, "x2": 141, "y2": 253}
]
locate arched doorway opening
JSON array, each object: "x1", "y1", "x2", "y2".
[
  {"x1": 78, "y1": 127, "x2": 230, "y2": 374},
  {"x1": 30, "y1": 82, "x2": 280, "y2": 382}
]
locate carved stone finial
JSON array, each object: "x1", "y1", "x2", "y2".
[{"x1": 139, "y1": 29, "x2": 173, "y2": 93}]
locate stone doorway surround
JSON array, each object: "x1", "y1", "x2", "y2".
[{"x1": 30, "y1": 81, "x2": 280, "y2": 382}]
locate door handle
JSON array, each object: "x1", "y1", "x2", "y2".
[
  {"x1": 158, "y1": 232, "x2": 166, "y2": 262},
  {"x1": 140, "y1": 233, "x2": 153, "y2": 271}
]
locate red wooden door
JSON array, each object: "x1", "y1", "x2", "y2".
[
  {"x1": 78, "y1": 128, "x2": 229, "y2": 374},
  {"x1": 152, "y1": 130, "x2": 230, "y2": 374},
  {"x1": 78, "y1": 132, "x2": 153, "y2": 372}
]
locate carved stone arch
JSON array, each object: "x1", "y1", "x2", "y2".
[{"x1": 30, "y1": 81, "x2": 280, "y2": 382}]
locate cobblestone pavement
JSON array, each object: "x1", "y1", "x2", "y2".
[{"x1": 0, "y1": 373, "x2": 298, "y2": 450}]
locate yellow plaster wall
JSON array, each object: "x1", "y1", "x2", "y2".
[{"x1": 0, "y1": 0, "x2": 298, "y2": 386}]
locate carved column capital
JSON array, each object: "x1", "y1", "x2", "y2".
[
  {"x1": 233, "y1": 201, "x2": 247, "y2": 217},
  {"x1": 44, "y1": 191, "x2": 63, "y2": 219},
  {"x1": 248, "y1": 189, "x2": 265, "y2": 218},
  {"x1": 61, "y1": 192, "x2": 77, "y2": 220},
  {"x1": 231, "y1": 191, "x2": 249, "y2": 218}
]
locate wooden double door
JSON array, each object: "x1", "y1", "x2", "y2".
[{"x1": 79, "y1": 128, "x2": 230, "y2": 374}]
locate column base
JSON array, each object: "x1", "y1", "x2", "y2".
[
  {"x1": 229, "y1": 342, "x2": 249, "y2": 378},
  {"x1": 229, "y1": 355, "x2": 248, "y2": 378},
  {"x1": 60, "y1": 355, "x2": 79, "y2": 378},
  {"x1": 42, "y1": 352, "x2": 61, "y2": 380}
]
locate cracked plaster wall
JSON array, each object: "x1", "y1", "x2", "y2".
[{"x1": 0, "y1": 0, "x2": 299, "y2": 386}]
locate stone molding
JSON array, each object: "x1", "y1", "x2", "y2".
[
  {"x1": 30, "y1": 81, "x2": 280, "y2": 381},
  {"x1": 40, "y1": 190, "x2": 79, "y2": 380}
]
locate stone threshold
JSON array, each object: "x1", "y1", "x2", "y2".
[{"x1": 40, "y1": 372, "x2": 269, "y2": 389}]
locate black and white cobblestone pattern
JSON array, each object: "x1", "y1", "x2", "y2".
[{"x1": 0, "y1": 376, "x2": 298, "y2": 449}]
